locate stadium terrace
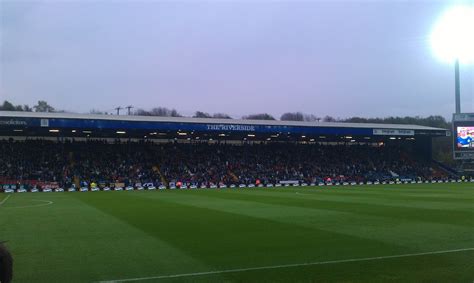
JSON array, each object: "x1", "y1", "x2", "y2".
[{"x1": 0, "y1": 111, "x2": 453, "y2": 192}]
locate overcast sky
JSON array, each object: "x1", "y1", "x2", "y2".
[{"x1": 1, "y1": 0, "x2": 473, "y2": 119}]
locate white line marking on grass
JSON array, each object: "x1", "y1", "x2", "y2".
[
  {"x1": 98, "y1": 247, "x2": 474, "y2": 283},
  {"x1": 295, "y1": 192, "x2": 311, "y2": 195},
  {"x1": 2, "y1": 199, "x2": 53, "y2": 209},
  {"x1": 0, "y1": 194, "x2": 11, "y2": 206}
]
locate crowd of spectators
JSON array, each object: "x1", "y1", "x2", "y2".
[
  {"x1": 0, "y1": 139, "x2": 448, "y2": 188},
  {"x1": 0, "y1": 140, "x2": 69, "y2": 183}
]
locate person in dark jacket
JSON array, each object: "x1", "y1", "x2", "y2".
[{"x1": 0, "y1": 242, "x2": 12, "y2": 283}]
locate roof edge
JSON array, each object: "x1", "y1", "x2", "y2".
[{"x1": 0, "y1": 111, "x2": 448, "y2": 131}]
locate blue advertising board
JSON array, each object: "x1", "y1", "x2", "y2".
[{"x1": 0, "y1": 117, "x2": 373, "y2": 135}]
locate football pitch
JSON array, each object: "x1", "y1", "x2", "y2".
[{"x1": 1, "y1": 184, "x2": 474, "y2": 283}]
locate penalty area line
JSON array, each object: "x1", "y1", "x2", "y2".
[
  {"x1": 0, "y1": 194, "x2": 11, "y2": 206},
  {"x1": 99, "y1": 247, "x2": 474, "y2": 283},
  {"x1": 5, "y1": 199, "x2": 54, "y2": 209}
]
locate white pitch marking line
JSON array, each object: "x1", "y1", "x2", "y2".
[
  {"x1": 5, "y1": 199, "x2": 53, "y2": 209},
  {"x1": 99, "y1": 247, "x2": 474, "y2": 283},
  {"x1": 0, "y1": 194, "x2": 11, "y2": 206},
  {"x1": 295, "y1": 192, "x2": 311, "y2": 195}
]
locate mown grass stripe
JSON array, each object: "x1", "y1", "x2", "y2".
[
  {"x1": 139, "y1": 191, "x2": 474, "y2": 251},
  {"x1": 99, "y1": 247, "x2": 474, "y2": 282},
  {"x1": 77, "y1": 192, "x2": 407, "y2": 272},
  {"x1": 200, "y1": 189, "x2": 474, "y2": 226}
]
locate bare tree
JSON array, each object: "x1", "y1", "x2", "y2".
[
  {"x1": 134, "y1": 107, "x2": 182, "y2": 117},
  {"x1": 193, "y1": 111, "x2": 212, "y2": 118},
  {"x1": 0, "y1": 100, "x2": 32, "y2": 111},
  {"x1": 213, "y1": 113, "x2": 232, "y2": 119},
  {"x1": 242, "y1": 113, "x2": 276, "y2": 120},
  {"x1": 134, "y1": 109, "x2": 151, "y2": 116},
  {"x1": 0, "y1": 101, "x2": 16, "y2": 111},
  {"x1": 33, "y1": 100, "x2": 55, "y2": 112},
  {"x1": 281, "y1": 112, "x2": 320, "y2": 122},
  {"x1": 323, "y1": 115, "x2": 336, "y2": 122},
  {"x1": 280, "y1": 112, "x2": 304, "y2": 121}
]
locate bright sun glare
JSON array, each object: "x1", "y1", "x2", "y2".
[{"x1": 430, "y1": 5, "x2": 474, "y2": 64}]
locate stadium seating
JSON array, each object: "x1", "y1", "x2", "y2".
[{"x1": 0, "y1": 139, "x2": 449, "y2": 189}]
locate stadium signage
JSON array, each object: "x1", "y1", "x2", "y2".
[
  {"x1": 206, "y1": 124, "x2": 256, "y2": 132},
  {"x1": 453, "y1": 113, "x2": 474, "y2": 121},
  {"x1": 0, "y1": 119, "x2": 27, "y2": 126},
  {"x1": 279, "y1": 180, "x2": 300, "y2": 185},
  {"x1": 455, "y1": 152, "x2": 474, "y2": 159},
  {"x1": 373, "y1": 129, "x2": 414, "y2": 136},
  {"x1": 40, "y1": 119, "x2": 49, "y2": 127}
]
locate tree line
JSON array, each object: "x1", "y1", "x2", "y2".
[
  {"x1": 0, "y1": 100, "x2": 55, "y2": 113},
  {"x1": 0, "y1": 100, "x2": 450, "y2": 129}
]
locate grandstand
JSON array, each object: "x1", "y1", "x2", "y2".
[{"x1": 0, "y1": 111, "x2": 452, "y2": 191}]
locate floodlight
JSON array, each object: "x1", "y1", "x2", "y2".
[
  {"x1": 430, "y1": 5, "x2": 474, "y2": 114},
  {"x1": 430, "y1": 5, "x2": 474, "y2": 64}
]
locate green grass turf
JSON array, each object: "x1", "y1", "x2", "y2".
[{"x1": 1, "y1": 183, "x2": 474, "y2": 283}]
